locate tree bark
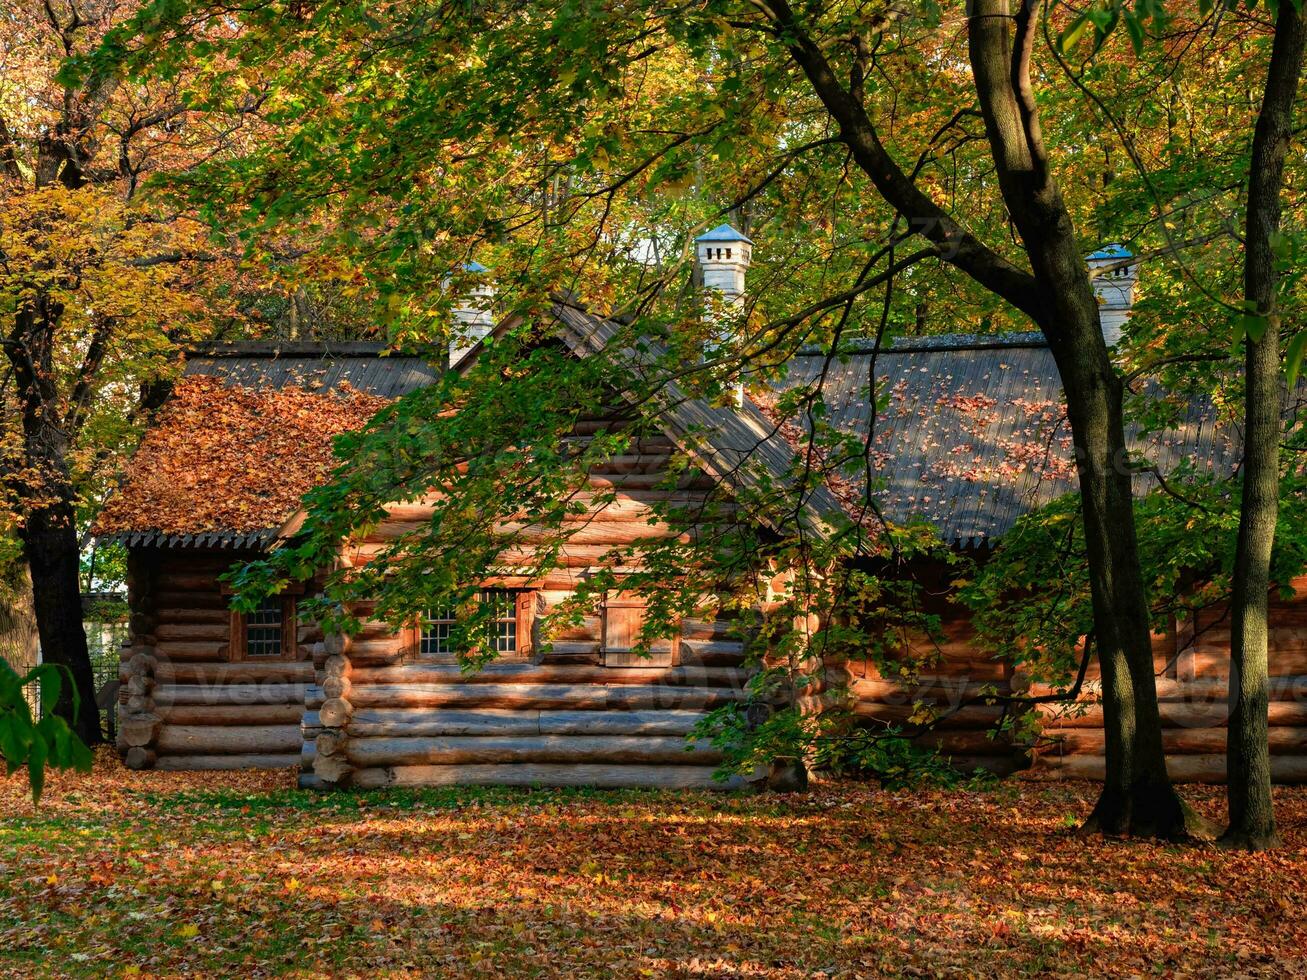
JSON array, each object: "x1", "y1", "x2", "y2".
[
  {"x1": 1222, "y1": 1, "x2": 1306, "y2": 852},
  {"x1": 6, "y1": 300, "x2": 102, "y2": 745},
  {"x1": 20, "y1": 496, "x2": 100, "y2": 745},
  {"x1": 965, "y1": 0, "x2": 1199, "y2": 838}
]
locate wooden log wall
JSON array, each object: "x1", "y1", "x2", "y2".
[
  {"x1": 309, "y1": 610, "x2": 749, "y2": 790},
  {"x1": 116, "y1": 549, "x2": 314, "y2": 771},
  {"x1": 839, "y1": 575, "x2": 1307, "y2": 784},
  {"x1": 307, "y1": 421, "x2": 754, "y2": 790},
  {"x1": 830, "y1": 611, "x2": 1027, "y2": 777},
  {"x1": 1031, "y1": 574, "x2": 1307, "y2": 783}
]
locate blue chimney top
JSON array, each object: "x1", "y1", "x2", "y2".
[
  {"x1": 695, "y1": 223, "x2": 754, "y2": 245},
  {"x1": 1087, "y1": 243, "x2": 1131, "y2": 261}
]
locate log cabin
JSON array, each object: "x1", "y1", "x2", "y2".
[{"x1": 94, "y1": 233, "x2": 1307, "y2": 787}]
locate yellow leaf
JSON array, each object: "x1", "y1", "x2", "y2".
[{"x1": 177, "y1": 923, "x2": 200, "y2": 938}]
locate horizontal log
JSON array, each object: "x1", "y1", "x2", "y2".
[
  {"x1": 1026, "y1": 676, "x2": 1307, "y2": 702},
  {"x1": 155, "y1": 623, "x2": 229, "y2": 642},
  {"x1": 151, "y1": 683, "x2": 308, "y2": 706},
  {"x1": 346, "y1": 663, "x2": 747, "y2": 688},
  {"x1": 346, "y1": 708, "x2": 708, "y2": 738},
  {"x1": 347, "y1": 683, "x2": 752, "y2": 712},
  {"x1": 680, "y1": 618, "x2": 751, "y2": 641},
  {"x1": 158, "y1": 704, "x2": 306, "y2": 726},
  {"x1": 585, "y1": 472, "x2": 715, "y2": 491},
  {"x1": 155, "y1": 608, "x2": 231, "y2": 626},
  {"x1": 1029, "y1": 754, "x2": 1307, "y2": 784},
  {"x1": 1039, "y1": 700, "x2": 1307, "y2": 730},
  {"x1": 156, "y1": 725, "x2": 303, "y2": 756},
  {"x1": 677, "y1": 641, "x2": 748, "y2": 666},
  {"x1": 348, "y1": 640, "x2": 408, "y2": 663},
  {"x1": 351, "y1": 763, "x2": 740, "y2": 791},
  {"x1": 916, "y1": 730, "x2": 1020, "y2": 755},
  {"x1": 851, "y1": 702, "x2": 1009, "y2": 730},
  {"x1": 1188, "y1": 648, "x2": 1307, "y2": 677},
  {"x1": 345, "y1": 735, "x2": 718, "y2": 768},
  {"x1": 155, "y1": 662, "x2": 315, "y2": 684},
  {"x1": 154, "y1": 754, "x2": 300, "y2": 771},
  {"x1": 1045, "y1": 727, "x2": 1307, "y2": 756},
  {"x1": 154, "y1": 593, "x2": 232, "y2": 612},
  {"x1": 349, "y1": 708, "x2": 538, "y2": 738},
  {"x1": 154, "y1": 574, "x2": 224, "y2": 592},
  {"x1": 942, "y1": 754, "x2": 1027, "y2": 778},
  {"x1": 851, "y1": 677, "x2": 1010, "y2": 705},
  {"x1": 153, "y1": 641, "x2": 230, "y2": 662}
]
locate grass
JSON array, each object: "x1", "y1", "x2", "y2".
[{"x1": 0, "y1": 748, "x2": 1304, "y2": 977}]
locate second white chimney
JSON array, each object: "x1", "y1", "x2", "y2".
[
  {"x1": 1087, "y1": 244, "x2": 1137, "y2": 347},
  {"x1": 448, "y1": 260, "x2": 494, "y2": 368}
]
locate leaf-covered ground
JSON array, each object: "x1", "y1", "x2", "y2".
[{"x1": 1, "y1": 750, "x2": 1304, "y2": 978}]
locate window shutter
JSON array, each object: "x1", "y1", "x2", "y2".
[{"x1": 602, "y1": 592, "x2": 675, "y2": 668}]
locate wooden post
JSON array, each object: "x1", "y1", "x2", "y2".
[
  {"x1": 119, "y1": 550, "x2": 161, "y2": 769},
  {"x1": 312, "y1": 642, "x2": 354, "y2": 787},
  {"x1": 758, "y1": 564, "x2": 824, "y2": 791}
]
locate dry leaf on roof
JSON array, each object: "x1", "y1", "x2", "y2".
[{"x1": 94, "y1": 375, "x2": 389, "y2": 536}]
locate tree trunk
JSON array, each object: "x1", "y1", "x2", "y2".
[
  {"x1": 1222, "y1": 2, "x2": 1306, "y2": 852},
  {"x1": 7, "y1": 299, "x2": 102, "y2": 745},
  {"x1": 1058, "y1": 330, "x2": 1195, "y2": 837},
  {"x1": 965, "y1": 0, "x2": 1202, "y2": 839},
  {"x1": 21, "y1": 497, "x2": 100, "y2": 745}
]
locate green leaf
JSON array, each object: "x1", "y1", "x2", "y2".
[
  {"x1": 1124, "y1": 12, "x2": 1146, "y2": 53},
  {"x1": 37, "y1": 667, "x2": 62, "y2": 717},
  {"x1": 1286, "y1": 331, "x2": 1307, "y2": 388},
  {"x1": 1235, "y1": 312, "x2": 1269, "y2": 345},
  {"x1": 1056, "y1": 13, "x2": 1093, "y2": 55}
]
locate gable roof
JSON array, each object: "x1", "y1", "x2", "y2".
[
  {"x1": 96, "y1": 325, "x2": 1249, "y2": 553},
  {"x1": 95, "y1": 343, "x2": 432, "y2": 548},
  {"x1": 774, "y1": 334, "x2": 1241, "y2": 547},
  {"x1": 548, "y1": 302, "x2": 845, "y2": 537}
]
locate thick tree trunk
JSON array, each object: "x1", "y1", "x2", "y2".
[
  {"x1": 1222, "y1": 2, "x2": 1305, "y2": 852},
  {"x1": 1057, "y1": 328, "x2": 1193, "y2": 837},
  {"x1": 21, "y1": 500, "x2": 101, "y2": 745},
  {"x1": 965, "y1": 0, "x2": 1202, "y2": 839},
  {"x1": 7, "y1": 300, "x2": 102, "y2": 745}
]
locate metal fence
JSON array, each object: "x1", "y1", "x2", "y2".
[{"x1": 1, "y1": 597, "x2": 128, "y2": 739}]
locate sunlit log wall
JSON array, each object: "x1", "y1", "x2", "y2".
[
  {"x1": 839, "y1": 575, "x2": 1307, "y2": 784},
  {"x1": 305, "y1": 421, "x2": 755, "y2": 791}
]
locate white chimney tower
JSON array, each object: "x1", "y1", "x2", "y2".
[
  {"x1": 694, "y1": 223, "x2": 752, "y2": 407},
  {"x1": 1086, "y1": 244, "x2": 1137, "y2": 347},
  {"x1": 695, "y1": 224, "x2": 752, "y2": 303},
  {"x1": 449, "y1": 260, "x2": 495, "y2": 368}
]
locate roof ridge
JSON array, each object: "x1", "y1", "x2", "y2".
[
  {"x1": 796, "y1": 331, "x2": 1048, "y2": 355},
  {"x1": 186, "y1": 340, "x2": 403, "y2": 358}
]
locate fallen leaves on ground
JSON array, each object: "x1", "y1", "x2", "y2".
[{"x1": 1, "y1": 749, "x2": 1304, "y2": 978}]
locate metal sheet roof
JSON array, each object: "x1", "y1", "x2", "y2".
[
  {"x1": 184, "y1": 342, "x2": 439, "y2": 397},
  {"x1": 776, "y1": 334, "x2": 1241, "y2": 546}
]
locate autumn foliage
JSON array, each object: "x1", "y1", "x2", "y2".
[{"x1": 94, "y1": 376, "x2": 389, "y2": 536}]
